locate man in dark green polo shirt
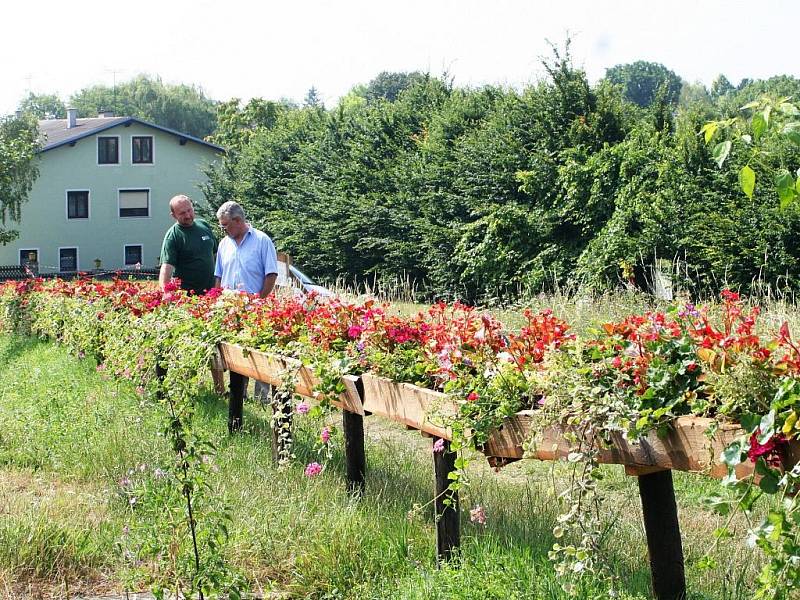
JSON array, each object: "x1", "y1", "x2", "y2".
[{"x1": 158, "y1": 194, "x2": 217, "y2": 294}]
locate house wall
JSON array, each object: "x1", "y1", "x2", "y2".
[{"x1": 0, "y1": 121, "x2": 221, "y2": 272}]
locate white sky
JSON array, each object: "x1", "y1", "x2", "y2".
[{"x1": 2, "y1": 0, "x2": 797, "y2": 115}]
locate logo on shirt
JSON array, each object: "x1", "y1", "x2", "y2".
[{"x1": 202, "y1": 236, "x2": 211, "y2": 241}]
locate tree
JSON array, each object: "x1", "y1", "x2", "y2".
[
  {"x1": 17, "y1": 92, "x2": 66, "y2": 119},
  {"x1": 365, "y1": 71, "x2": 429, "y2": 102},
  {"x1": 605, "y1": 61, "x2": 683, "y2": 108},
  {"x1": 0, "y1": 114, "x2": 40, "y2": 244},
  {"x1": 208, "y1": 98, "x2": 293, "y2": 152},
  {"x1": 710, "y1": 75, "x2": 734, "y2": 98},
  {"x1": 303, "y1": 86, "x2": 323, "y2": 109},
  {"x1": 69, "y1": 75, "x2": 218, "y2": 138}
]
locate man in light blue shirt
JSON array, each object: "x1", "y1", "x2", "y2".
[
  {"x1": 214, "y1": 200, "x2": 279, "y2": 418},
  {"x1": 214, "y1": 201, "x2": 278, "y2": 297}
]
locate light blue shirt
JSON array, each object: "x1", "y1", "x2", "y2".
[{"x1": 214, "y1": 225, "x2": 278, "y2": 294}]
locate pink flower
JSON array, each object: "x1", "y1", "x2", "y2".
[
  {"x1": 96, "y1": 363, "x2": 106, "y2": 372},
  {"x1": 470, "y1": 505, "x2": 486, "y2": 525},
  {"x1": 136, "y1": 386, "x2": 145, "y2": 396},
  {"x1": 433, "y1": 438, "x2": 445, "y2": 453},
  {"x1": 320, "y1": 427, "x2": 331, "y2": 444},
  {"x1": 296, "y1": 401, "x2": 310, "y2": 415},
  {"x1": 467, "y1": 391, "x2": 479, "y2": 402},
  {"x1": 304, "y1": 462, "x2": 323, "y2": 477}
]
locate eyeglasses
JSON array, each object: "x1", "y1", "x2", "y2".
[{"x1": 219, "y1": 218, "x2": 238, "y2": 230}]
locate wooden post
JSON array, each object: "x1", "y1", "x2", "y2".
[
  {"x1": 270, "y1": 385, "x2": 293, "y2": 464},
  {"x1": 433, "y1": 436, "x2": 460, "y2": 564},
  {"x1": 342, "y1": 408, "x2": 366, "y2": 495},
  {"x1": 228, "y1": 371, "x2": 245, "y2": 433},
  {"x1": 637, "y1": 469, "x2": 686, "y2": 600}
]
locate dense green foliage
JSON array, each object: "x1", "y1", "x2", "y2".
[
  {"x1": 203, "y1": 56, "x2": 800, "y2": 303},
  {"x1": 605, "y1": 60, "x2": 683, "y2": 107},
  {"x1": 0, "y1": 114, "x2": 40, "y2": 244},
  {"x1": 17, "y1": 92, "x2": 67, "y2": 119},
  {"x1": 70, "y1": 75, "x2": 218, "y2": 138},
  {"x1": 20, "y1": 75, "x2": 218, "y2": 138}
]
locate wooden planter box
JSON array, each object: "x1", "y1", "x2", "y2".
[
  {"x1": 358, "y1": 372, "x2": 800, "y2": 480},
  {"x1": 217, "y1": 342, "x2": 364, "y2": 415},
  {"x1": 482, "y1": 412, "x2": 800, "y2": 480},
  {"x1": 360, "y1": 373, "x2": 456, "y2": 439}
]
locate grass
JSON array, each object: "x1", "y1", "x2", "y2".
[{"x1": 0, "y1": 330, "x2": 775, "y2": 599}]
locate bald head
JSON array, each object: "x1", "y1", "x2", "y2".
[{"x1": 169, "y1": 194, "x2": 195, "y2": 227}]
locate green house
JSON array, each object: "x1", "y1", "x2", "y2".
[{"x1": 0, "y1": 110, "x2": 223, "y2": 272}]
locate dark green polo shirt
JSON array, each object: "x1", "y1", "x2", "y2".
[{"x1": 160, "y1": 218, "x2": 217, "y2": 294}]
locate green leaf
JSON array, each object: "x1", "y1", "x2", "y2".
[
  {"x1": 776, "y1": 169, "x2": 797, "y2": 208},
  {"x1": 721, "y1": 440, "x2": 744, "y2": 466},
  {"x1": 759, "y1": 472, "x2": 780, "y2": 494},
  {"x1": 741, "y1": 134, "x2": 752, "y2": 145},
  {"x1": 787, "y1": 130, "x2": 800, "y2": 147},
  {"x1": 758, "y1": 411, "x2": 776, "y2": 444},
  {"x1": 776, "y1": 169, "x2": 794, "y2": 192},
  {"x1": 703, "y1": 494, "x2": 731, "y2": 516},
  {"x1": 712, "y1": 140, "x2": 732, "y2": 168},
  {"x1": 739, "y1": 165, "x2": 756, "y2": 199},
  {"x1": 752, "y1": 112, "x2": 767, "y2": 141},
  {"x1": 739, "y1": 412, "x2": 761, "y2": 433},
  {"x1": 701, "y1": 122, "x2": 718, "y2": 144},
  {"x1": 741, "y1": 100, "x2": 760, "y2": 110}
]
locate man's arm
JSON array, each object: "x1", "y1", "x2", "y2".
[
  {"x1": 259, "y1": 273, "x2": 277, "y2": 298},
  {"x1": 259, "y1": 233, "x2": 279, "y2": 298},
  {"x1": 158, "y1": 263, "x2": 174, "y2": 291}
]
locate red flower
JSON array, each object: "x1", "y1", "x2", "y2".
[{"x1": 748, "y1": 430, "x2": 787, "y2": 467}]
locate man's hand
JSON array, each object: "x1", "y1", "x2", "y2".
[
  {"x1": 158, "y1": 263, "x2": 175, "y2": 291},
  {"x1": 259, "y1": 273, "x2": 278, "y2": 298}
]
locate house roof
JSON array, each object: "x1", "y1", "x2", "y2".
[{"x1": 37, "y1": 116, "x2": 225, "y2": 153}]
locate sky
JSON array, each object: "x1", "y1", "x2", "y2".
[{"x1": 2, "y1": 0, "x2": 797, "y2": 115}]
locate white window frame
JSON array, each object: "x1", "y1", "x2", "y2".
[
  {"x1": 65, "y1": 189, "x2": 91, "y2": 220},
  {"x1": 117, "y1": 188, "x2": 151, "y2": 219},
  {"x1": 18, "y1": 248, "x2": 40, "y2": 266},
  {"x1": 58, "y1": 246, "x2": 80, "y2": 272},
  {"x1": 131, "y1": 135, "x2": 155, "y2": 166},
  {"x1": 97, "y1": 135, "x2": 121, "y2": 166},
  {"x1": 123, "y1": 244, "x2": 144, "y2": 267}
]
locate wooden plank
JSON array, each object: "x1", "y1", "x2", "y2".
[
  {"x1": 625, "y1": 465, "x2": 668, "y2": 477},
  {"x1": 433, "y1": 437, "x2": 460, "y2": 564},
  {"x1": 219, "y1": 343, "x2": 309, "y2": 392},
  {"x1": 360, "y1": 373, "x2": 455, "y2": 439},
  {"x1": 209, "y1": 347, "x2": 227, "y2": 395},
  {"x1": 482, "y1": 411, "x2": 794, "y2": 481},
  {"x1": 218, "y1": 343, "x2": 363, "y2": 414},
  {"x1": 638, "y1": 470, "x2": 686, "y2": 600},
  {"x1": 340, "y1": 375, "x2": 365, "y2": 415}
]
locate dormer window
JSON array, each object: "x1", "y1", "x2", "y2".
[
  {"x1": 132, "y1": 136, "x2": 153, "y2": 164},
  {"x1": 98, "y1": 136, "x2": 119, "y2": 164}
]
